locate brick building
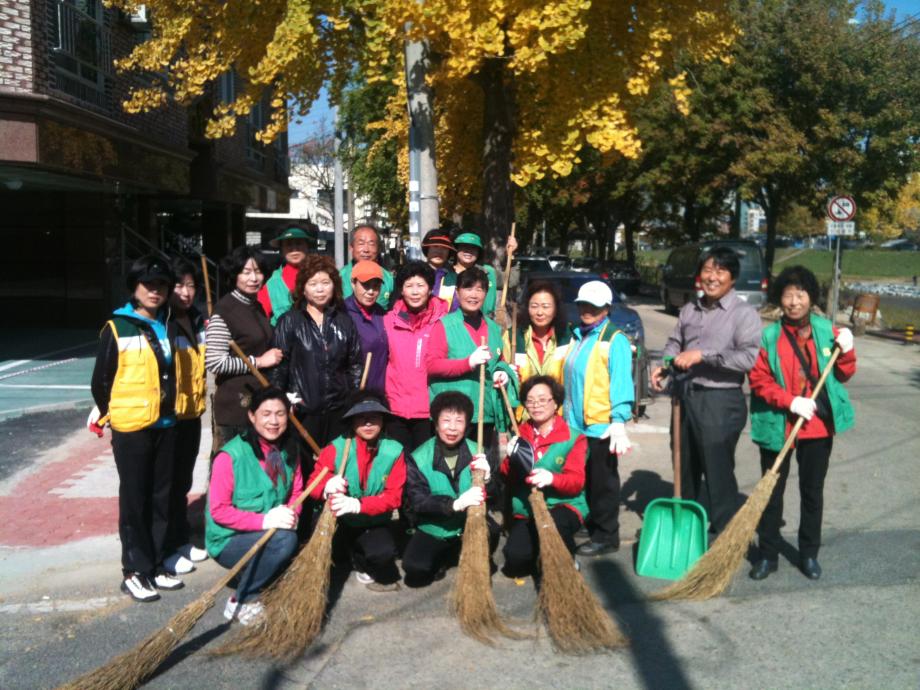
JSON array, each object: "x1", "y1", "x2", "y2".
[{"x1": 0, "y1": 0, "x2": 290, "y2": 327}]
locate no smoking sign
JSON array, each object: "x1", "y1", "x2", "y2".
[{"x1": 827, "y1": 195, "x2": 856, "y2": 222}]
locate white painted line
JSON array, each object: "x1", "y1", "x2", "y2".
[
  {"x1": 0, "y1": 341, "x2": 96, "y2": 373},
  {"x1": 0, "y1": 596, "x2": 120, "y2": 614},
  {"x1": 0, "y1": 384, "x2": 91, "y2": 390},
  {"x1": 0, "y1": 359, "x2": 29, "y2": 373}
]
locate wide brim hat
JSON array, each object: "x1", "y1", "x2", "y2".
[
  {"x1": 342, "y1": 398, "x2": 392, "y2": 420},
  {"x1": 453, "y1": 232, "x2": 483, "y2": 250},
  {"x1": 271, "y1": 226, "x2": 317, "y2": 248},
  {"x1": 422, "y1": 232, "x2": 455, "y2": 255}
]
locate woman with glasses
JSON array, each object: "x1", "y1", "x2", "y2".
[{"x1": 500, "y1": 376, "x2": 588, "y2": 577}]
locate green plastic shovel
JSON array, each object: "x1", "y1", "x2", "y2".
[{"x1": 636, "y1": 394, "x2": 708, "y2": 580}]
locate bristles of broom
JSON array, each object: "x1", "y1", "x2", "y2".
[
  {"x1": 529, "y1": 490, "x2": 628, "y2": 653},
  {"x1": 651, "y1": 348, "x2": 841, "y2": 602}
]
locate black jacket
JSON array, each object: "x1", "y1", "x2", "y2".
[
  {"x1": 269, "y1": 304, "x2": 363, "y2": 414},
  {"x1": 405, "y1": 439, "x2": 499, "y2": 518}
]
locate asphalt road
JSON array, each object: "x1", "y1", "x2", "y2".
[{"x1": 1, "y1": 305, "x2": 918, "y2": 689}]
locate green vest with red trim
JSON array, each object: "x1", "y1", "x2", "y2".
[
  {"x1": 331, "y1": 436, "x2": 403, "y2": 528},
  {"x1": 265, "y1": 268, "x2": 294, "y2": 326},
  {"x1": 509, "y1": 434, "x2": 588, "y2": 519}
]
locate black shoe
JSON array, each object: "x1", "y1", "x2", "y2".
[
  {"x1": 800, "y1": 557, "x2": 822, "y2": 580},
  {"x1": 748, "y1": 559, "x2": 778, "y2": 581},
  {"x1": 575, "y1": 540, "x2": 619, "y2": 557},
  {"x1": 575, "y1": 526, "x2": 590, "y2": 540},
  {"x1": 121, "y1": 573, "x2": 160, "y2": 602}
]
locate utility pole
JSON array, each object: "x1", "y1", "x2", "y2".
[
  {"x1": 404, "y1": 29, "x2": 438, "y2": 261},
  {"x1": 333, "y1": 108, "x2": 345, "y2": 269}
]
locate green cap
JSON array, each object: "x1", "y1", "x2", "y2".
[
  {"x1": 271, "y1": 226, "x2": 317, "y2": 247},
  {"x1": 453, "y1": 232, "x2": 483, "y2": 250}
]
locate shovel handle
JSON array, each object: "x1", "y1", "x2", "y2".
[{"x1": 671, "y1": 396, "x2": 681, "y2": 499}]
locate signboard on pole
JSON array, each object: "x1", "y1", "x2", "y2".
[
  {"x1": 825, "y1": 220, "x2": 856, "y2": 237},
  {"x1": 827, "y1": 195, "x2": 856, "y2": 222}
]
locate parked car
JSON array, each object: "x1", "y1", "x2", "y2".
[
  {"x1": 658, "y1": 239, "x2": 768, "y2": 314},
  {"x1": 546, "y1": 254, "x2": 571, "y2": 271},
  {"x1": 880, "y1": 239, "x2": 919, "y2": 251},
  {"x1": 518, "y1": 271, "x2": 650, "y2": 417},
  {"x1": 514, "y1": 256, "x2": 554, "y2": 275},
  {"x1": 591, "y1": 260, "x2": 641, "y2": 295},
  {"x1": 569, "y1": 257, "x2": 595, "y2": 272}
]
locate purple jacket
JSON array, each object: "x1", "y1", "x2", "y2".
[
  {"x1": 383, "y1": 296, "x2": 449, "y2": 419},
  {"x1": 344, "y1": 296, "x2": 389, "y2": 396}
]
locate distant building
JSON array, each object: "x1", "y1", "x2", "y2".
[
  {"x1": 0, "y1": 0, "x2": 290, "y2": 326},
  {"x1": 744, "y1": 205, "x2": 766, "y2": 236}
]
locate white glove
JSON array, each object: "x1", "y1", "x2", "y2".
[
  {"x1": 527, "y1": 468, "x2": 554, "y2": 489},
  {"x1": 492, "y1": 370, "x2": 509, "y2": 388},
  {"x1": 330, "y1": 494, "x2": 361, "y2": 517},
  {"x1": 87, "y1": 406, "x2": 101, "y2": 426},
  {"x1": 286, "y1": 391, "x2": 302, "y2": 406},
  {"x1": 262, "y1": 505, "x2": 296, "y2": 530},
  {"x1": 601, "y1": 422, "x2": 632, "y2": 455},
  {"x1": 323, "y1": 475, "x2": 348, "y2": 498},
  {"x1": 789, "y1": 396, "x2": 817, "y2": 421},
  {"x1": 470, "y1": 453, "x2": 491, "y2": 482},
  {"x1": 836, "y1": 328, "x2": 854, "y2": 354},
  {"x1": 452, "y1": 486, "x2": 485, "y2": 512},
  {"x1": 467, "y1": 345, "x2": 492, "y2": 368}
]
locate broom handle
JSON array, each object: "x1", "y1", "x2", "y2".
[
  {"x1": 229, "y1": 340, "x2": 322, "y2": 456},
  {"x1": 499, "y1": 223, "x2": 516, "y2": 310},
  {"x1": 672, "y1": 397, "x2": 682, "y2": 499},
  {"x1": 204, "y1": 466, "x2": 329, "y2": 599},
  {"x1": 506, "y1": 302, "x2": 518, "y2": 363},
  {"x1": 499, "y1": 384, "x2": 520, "y2": 436},
  {"x1": 200, "y1": 254, "x2": 213, "y2": 318},
  {"x1": 768, "y1": 347, "x2": 842, "y2": 475},
  {"x1": 477, "y1": 337, "x2": 487, "y2": 454},
  {"x1": 333, "y1": 352, "x2": 373, "y2": 480}
]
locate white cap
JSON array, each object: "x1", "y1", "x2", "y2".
[{"x1": 575, "y1": 280, "x2": 613, "y2": 308}]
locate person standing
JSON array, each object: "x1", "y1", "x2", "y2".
[
  {"x1": 163, "y1": 257, "x2": 209, "y2": 575},
  {"x1": 89, "y1": 255, "x2": 184, "y2": 601},
  {"x1": 747, "y1": 266, "x2": 856, "y2": 581},
  {"x1": 560, "y1": 280, "x2": 634, "y2": 557},
  {"x1": 383, "y1": 261, "x2": 449, "y2": 451},
  {"x1": 340, "y1": 224, "x2": 394, "y2": 308},
  {"x1": 506, "y1": 279, "x2": 572, "y2": 385},
  {"x1": 651, "y1": 246, "x2": 762, "y2": 535},
  {"x1": 421, "y1": 229, "x2": 456, "y2": 306},
  {"x1": 257, "y1": 224, "x2": 317, "y2": 325},
  {"x1": 343, "y1": 260, "x2": 389, "y2": 396},
  {"x1": 451, "y1": 232, "x2": 499, "y2": 317}
]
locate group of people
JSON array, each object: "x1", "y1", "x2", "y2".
[{"x1": 89, "y1": 226, "x2": 855, "y2": 627}]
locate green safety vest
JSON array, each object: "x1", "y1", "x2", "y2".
[
  {"x1": 266, "y1": 268, "x2": 294, "y2": 327},
  {"x1": 509, "y1": 434, "x2": 589, "y2": 519},
  {"x1": 750, "y1": 315, "x2": 855, "y2": 452},
  {"x1": 428, "y1": 309, "x2": 518, "y2": 431},
  {"x1": 331, "y1": 436, "x2": 403, "y2": 527},
  {"x1": 411, "y1": 437, "x2": 477, "y2": 540},
  {"x1": 205, "y1": 434, "x2": 296, "y2": 557}
]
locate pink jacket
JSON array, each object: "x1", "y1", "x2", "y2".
[{"x1": 383, "y1": 296, "x2": 449, "y2": 419}]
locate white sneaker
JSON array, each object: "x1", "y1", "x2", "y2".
[
  {"x1": 223, "y1": 596, "x2": 265, "y2": 626},
  {"x1": 354, "y1": 571, "x2": 374, "y2": 585},
  {"x1": 153, "y1": 571, "x2": 184, "y2": 591},
  {"x1": 121, "y1": 573, "x2": 160, "y2": 602},
  {"x1": 163, "y1": 553, "x2": 195, "y2": 574},
  {"x1": 182, "y1": 545, "x2": 209, "y2": 562}
]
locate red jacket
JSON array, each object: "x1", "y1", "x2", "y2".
[
  {"x1": 307, "y1": 437, "x2": 406, "y2": 517},
  {"x1": 256, "y1": 263, "x2": 298, "y2": 320},
  {"x1": 748, "y1": 324, "x2": 856, "y2": 440}
]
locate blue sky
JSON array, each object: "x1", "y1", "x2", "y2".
[{"x1": 286, "y1": 0, "x2": 920, "y2": 145}]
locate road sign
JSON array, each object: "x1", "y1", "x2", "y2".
[
  {"x1": 827, "y1": 195, "x2": 856, "y2": 221},
  {"x1": 826, "y1": 220, "x2": 855, "y2": 236}
]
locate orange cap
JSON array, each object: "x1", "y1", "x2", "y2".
[{"x1": 351, "y1": 260, "x2": 384, "y2": 282}]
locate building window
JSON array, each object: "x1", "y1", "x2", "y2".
[
  {"x1": 50, "y1": 0, "x2": 112, "y2": 106},
  {"x1": 245, "y1": 99, "x2": 266, "y2": 168},
  {"x1": 218, "y1": 70, "x2": 236, "y2": 104}
]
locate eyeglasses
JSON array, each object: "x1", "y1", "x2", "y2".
[{"x1": 524, "y1": 397, "x2": 555, "y2": 408}]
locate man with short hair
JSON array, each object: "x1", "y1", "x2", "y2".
[
  {"x1": 258, "y1": 224, "x2": 317, "y2": 325},
  {"x1": 652, "y1": 246, "x2": 762, "y2": 534},
  {"x1": 340, "y1": 225, "x2": 394, "y2": 308}
]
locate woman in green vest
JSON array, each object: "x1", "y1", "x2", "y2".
[
  {"x1": 206, "y1": 387, "x2": 303, "y2": 625},
  {"x1": 500, "y1": 376, "x2": 589, "y2": 577},
  {"x1": 306, "y1": 392, "x2": 407, "y2": 592},
  {"x1": 402, "y1": 392, "x2": 497, "y2": 587},
  {"x1": 256, "y1": 225, "x2": 317, "y2": 325},
  {"x1": 748, "y1": 266, "x2": 856, "y2": 582},
  {"x1": 452, "y1": 232, "x2": 499, "y2": 316}
]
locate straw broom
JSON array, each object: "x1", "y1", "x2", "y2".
[
  {"x1": 449, "y1": 339, "x2": 522, "y2": 644},
  {"x1": 216, "y1": 353, "x2": 373, "y2": 660},
  {"x1": 651, "y1": 347, "x2": 842, "y2": 601},
  {"x1": 499, "y1": 386, "x2": 627, "y2": 653}
]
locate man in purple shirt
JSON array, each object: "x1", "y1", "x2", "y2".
[
  {"x1": 344, "y1": 260, "x2": 389, "y2": 396},
  {"x1": 651, "y1": 246, "x2": 761, "y2": 534}
]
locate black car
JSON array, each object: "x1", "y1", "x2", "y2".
[
  {"x1": 519, "y1": 271, "x2": 651, "y2": 416},
  {"x1": 591, "y1": 260, "x2": 642, "y2": 295},
  {"x1": 514, "y1": 256, "x2": 554, "y2": 275}
]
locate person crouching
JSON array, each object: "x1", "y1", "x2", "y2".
[
  {"x1": 307, "y1": 392, "x2": 406, "y2": 592},
  {"x1": 501, "y1": 376, "x2": 589, "y2": 577},
  {"x1": 402, "y1": 392, "x2": 498, "y2": 587},
  {"x1": 205, "y1": 387, "x2": 303, "y2": 626}
]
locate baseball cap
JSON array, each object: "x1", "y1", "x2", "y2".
[
  {"x1": 422, "y1": 230, "x2": 455, "y2": 254},
  {"x1": 351, "y1": 260, "x2": 384, "y2": 283},
  {"x1": 575, "y1": 280, "x2": 613, "y2": 308},
  {"x1": 453, "y1": 232, "x2": 483, "y2": 250}
]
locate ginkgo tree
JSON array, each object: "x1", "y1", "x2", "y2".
[{"x1": 110, "y1": 0, "x2": 737, "y2": 240}]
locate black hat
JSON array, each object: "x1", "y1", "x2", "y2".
[
  {"x1": 342, "y1": 396, "x2": 391, "y2": 420},
  {"x1": 127, "y1": 255, "x2": 175, "y2": 291}
]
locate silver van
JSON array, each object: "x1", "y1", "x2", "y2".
[{"x1": 659, "y1": 240, "x2": 767, "y2": 314}]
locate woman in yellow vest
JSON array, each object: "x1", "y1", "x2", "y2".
[
  {"x1": 89, "y1": 255, "x2": 184, "y2": 602},
  {"x1": 163, "y1": 256, "x2": 209, "y2": 576}
]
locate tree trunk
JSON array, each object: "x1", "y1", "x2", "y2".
[
  {"x1": 683, "y1": 196, "x2": 699, "y2": 241},
  {"x1": 761, "y1": 187, "x2": 781, "y2": 275},
  {"x1": 730, "y1": 191, "x2": 742, "y2": 238},
  {"x1": 476, "y1": 59, "x2": 516, "y2": 248},
  {"x1": 625, "y1": 222, "x2": 637, "y2": 265}
]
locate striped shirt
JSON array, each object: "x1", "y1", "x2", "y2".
[{"x1": 204, "y1": 290, "x2": 259, "y2": 376}]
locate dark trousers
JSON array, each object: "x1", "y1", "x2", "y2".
[
  {"x1": 166, "y1": 417, "x2": 202, "y2": 552},
  {"x1": 402, "y1": 517, "x2": 500, "y2": 587},
  {"x1": 584, "y1": 436, "x2": 621, "y2": 545},
  {"x1": 111, "y1": 425, "x2": 177, "y2": 576},
  {"x1": 215, "y1": 528, "x2": 298, "y2": 603},
  {"x1": 503, "y1": 506, "x2": 581, "y2": 576},
  {"x1": 333, "y1": 522, "x2": 400, "y2": 584},
  {"x1": 679, "y1": 387, "x2": 747, "y2": 533},
  {"x1": 757, "y1": 437, "x2": 833, "y2": 560},
  {"x1": 387, "y1": 416, "x2": 433, "y2": 454}
]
